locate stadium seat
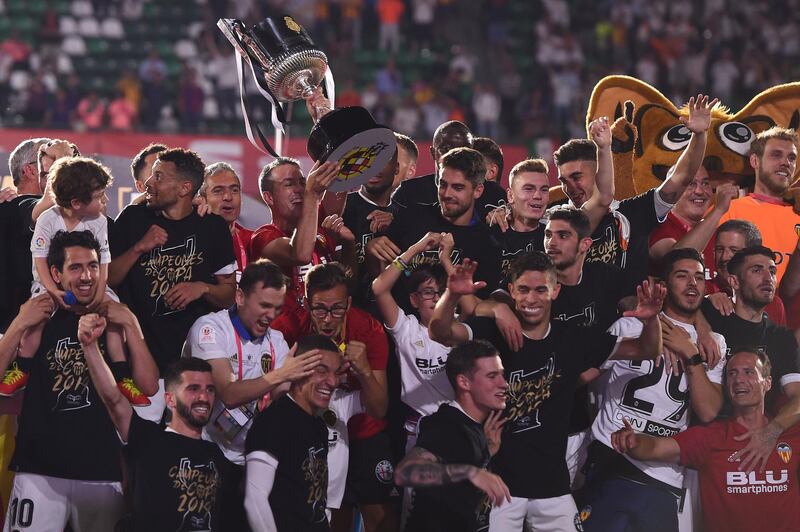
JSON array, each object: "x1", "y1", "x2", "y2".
[
  {"x1": 79, "y1": 17, "x2": 101, "y2": 37},
  {"x1": 59, "y1": 15, "x2": 78, "y2": 35},
  {"x1": 62, "y1": 35, "x2": 87, "y2": 56},
  {"x1": 101, "y1": 18, "x2": 124, "y2": 39}
]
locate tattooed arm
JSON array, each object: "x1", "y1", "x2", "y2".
[{"x1": 395, "y1": 447, "x2": 511, "y2": 506}]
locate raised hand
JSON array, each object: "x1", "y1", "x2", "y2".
[
  {"x1": 447, "y1": 259, "x2": 486, "y2": 297},
  {"x1": 622, "y1": 280, "x2": 666, "y2": 321},
  {"x1": 589, "y1": 116, "x2": 612, "y2": 149},
  {"x1": 306, "y1": 160, "x2": 341, "y2": 200},
  {"x1": 713, "y1": 183, "x2": 738, "y2": 214},
  {"x1": 321, "y1": 214, "x2": 355, "y2": 242},
  {"x1": 342, "y1": 341, "x2": 372, "y2": 377},
  {"x1": 134, "y1": 224, "x2": 168, "y2": 254},
  {"x1": 78, "y1": 313, "x2": 107, "y2": 346},
  {"x1": 411, "y1": 231, "x2": 443, "y2": 255},
  {"x1": 275, "y1": 344, "x2": 323, "y2": 383},
  {"x1": 680, "y1": 94, "x2": 719, "y2": 134},
  {"x1": 484, "y1": 410, "x2": 508, "y2": 457}
]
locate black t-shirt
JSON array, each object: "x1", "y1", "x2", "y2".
[
  {"x1": 552, "y1": 261, "x2": 630, "y2": 433},
  {"x1": 245, "y1": 396, "x2": 329, "y2": 532},
  {"x1": 127, "y1": 413, "x2": 228, "y2": 531},
  {"x1": 586, "y1": 189, "x2": 662, "y2": 286},
  {"x1": 385, "y1": 204, "x2": 502, "y2": 300},
  {"x1": 0, "y1": 195, "x2": 39, "y2": 332},
  {"x1": 405, "y1": 403, "x2": 491, "y2": 532},
  {"x1": 11, "y1": 310, "x2": 122, "y2": 481},
  {"x1": 111, "y1": 204, "x2": 235, "y2": 372},
  {"x1": 493, "y1": 224, "x2": 545, "y2": 278},
  {"x1": 702, "y1": 299, "x2": 800, "y2": 412},
  {"x1": 343, "y1": 190, "x2": 399, "y2": 309},
  {"x1": 391, "y1": 173, "x2": 507, "y2": 216},
  {"x1": 553, "y1": 262, "x2": 630, "y2": 332},
  {"x1": 466, "y1": 317, "x2": 618, "y2": 498}
]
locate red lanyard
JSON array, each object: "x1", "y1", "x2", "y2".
[
  {"x1": 233, "y1": 327, "x2": 276, "y2": 380},
  {"x1": 232, "y1": 227, "x2": 249, "y2": 272}
]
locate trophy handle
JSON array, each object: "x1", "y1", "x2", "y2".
[{"x1": 296, "y1": 75, "x2": 332, "y2": 123}]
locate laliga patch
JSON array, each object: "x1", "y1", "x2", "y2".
[
  {"x1": 374, "y1": 459, "x2": 394, "y2": 484},
  {"x1": 199, "y1": 325, "x2": 216, "y2": 345},
  {"x1": 33, "y1": 236, "x2": 46, "y2": 250},
  {"x1": 777, "y1": 442, "x2": 792, "y2": 464}
]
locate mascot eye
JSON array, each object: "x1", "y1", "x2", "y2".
[
  {"x1": 661, "y1": 125, "x2": 692, "y2": 151},
  {"x1": 717, "y1": 122, "x2": 754, "y2": 155}
]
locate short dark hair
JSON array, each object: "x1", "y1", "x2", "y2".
[
  {"x1": 156, "y1": 148, "x2": 206, "y2": 195},
  {"x1": 165, "y1": 358, "x2": 213, "y2": 391},
  {"x1": 726, "y1": 350, "x2": 773, "y2": 382},
  {"x1": 47, "y1": 230, "x2": 101, "y2": 270},
  {"x1": 547, "y1": 206, "x2": 591, "y2": 239},
  {"x1": 394, "y1": 133, "x2": 418, "y2": 161},
  {"x1": 445, "y1": 339, "x2": 499, "y2": 391},
  {"x1": 50, "y1": 156, "x2": 112, "y2": 209},
  {"x1": 296, "y1": 333, "x2": 341, "y2": 356},
  {"x1": 130, "y1": 143, "x2": 167, "y2": 184},
  {"x1": 406, "y1": 263, "x2": 446, "y2": 293},
  {"x1": 440, "y1": 147, "x2": 486, "y2": 187},
  {"x1": 507, "y1": 251, "x2": 556, "y2": 284},
  {"x1": 661, "y1": 247, "x2": 704, "y2": 280},
  {"x1": 473, "y1": 137, "x2": 504, "y2": 180},
  {"x1": 553, "y1": 139, "x2": 597, "y2": 166},
  {"x1": 432, "y1": 121, "x2": 473, "y2": 151},
  {"x1": 717, "y1": 220, "x2": 762, "y2": 247},
  {"x1": 239, "y1": 259, "x2": 288, "y2": 294},
  {"x1": 305, "y1": 262, "x2": 350, "y2": 300},
  {"x1": 727, "y1": 246, "x2": 776, "y2": 278},
  {"x1": 259, "y1": 157, "x2": 302, "y2": 193}
]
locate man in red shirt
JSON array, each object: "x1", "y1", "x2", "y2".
[
  {"x1": 249, "y1": 158, "x2": 352, "y2": 314},
  {"x1": 199, "y1": 162, "x2": 253, "y2": 280},
  {"x1": 271, "y1": 262, "x2": 396, "y2": 532},
  {"x1": 610, "y1": 350, "x2": 800, "y2": 532}
]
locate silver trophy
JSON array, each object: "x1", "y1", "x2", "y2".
[
  {"x1": 218, "y1": 15, "x2": 332, "y2": 154},
  {"x1": 220, "y1": 14, "x2": 396, "y2": 192}
]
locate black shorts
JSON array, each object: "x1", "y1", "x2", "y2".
[{"x1": 342, "y1": 430, "x2": 401, "y2": 505}]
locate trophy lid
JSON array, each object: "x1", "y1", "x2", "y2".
[
  {"x1": 308, "y1": 107, "x2": 397, "y2": 193},
  {"x1": 252, "y1": 15, "x2": 317, "y2": 59}
]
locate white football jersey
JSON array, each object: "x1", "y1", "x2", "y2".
[
  {"x1": 386, "y1": 311, "x2": 453, "y2": 421},
  {"x1": 326, "y1": 389, "x2": 364, "y2": 509},
  {"x1": 592, "y1": 314, "x2": 726, "y2": 488},
  {"x1": 184, "y1": 309, "x2": 290, "y2": 465}
]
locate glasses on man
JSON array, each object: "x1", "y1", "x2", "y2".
[
  {"x1": 414, "y1": 289, "x2": 442, "y2": 300},
  {"x1": 310, "y1": 305, "x2": 348, "y2": 319}
]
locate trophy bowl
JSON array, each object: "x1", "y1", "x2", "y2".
[{"x1": 218, "y1": 15, "x2": 328, "y2": 103}]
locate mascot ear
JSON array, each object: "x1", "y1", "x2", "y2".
[
  {"x1": 586, "y1": 75, "x2": 677, "y2": 133},
  {"x1": 732, "y1": 82, "x2": 800, "y2": 130},
  {"x1": 732, "y1": 82, "x2": 800, "y2": 184},
  {"x1": 633, "y1": 103, "x2": 684, "y2": 185}
]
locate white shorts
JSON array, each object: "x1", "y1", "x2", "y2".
[
  {"x1": 489, "y1": 494, "x2": 581, "y2": 532},
  {"x1": 678, "y1": 468, "x2": 701, "y2": 532},
  {"x1": 566, "y1": 430, "x2": 592, "y2": 490},
  {"x1": 3, "y1": 473, "x2": 123, "y2": 532},
  {"x1": 132, "y1": 378, "x2": 167, "y2": 422}
]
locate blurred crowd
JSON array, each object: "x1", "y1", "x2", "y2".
[{"x1": 1, "y1": 0, "x2": 799, "y2": 146}]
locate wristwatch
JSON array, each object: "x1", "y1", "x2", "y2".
[{"x1": 686, "y1": 353, "x2": 705, "y2": 367}]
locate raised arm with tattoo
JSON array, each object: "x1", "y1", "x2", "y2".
[{"x1": 395, "y1": 447, "x2": 511, "y2": 506}]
